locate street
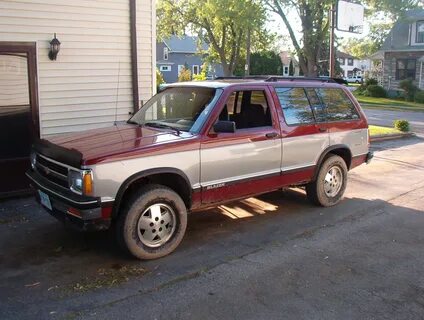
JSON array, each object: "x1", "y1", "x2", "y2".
[
  {"x1": 363, "y1": 107, "x2": 424, "y2": 134},
  {"x1": 1, "y1": 136, "x2": 424, "y2": 319}
]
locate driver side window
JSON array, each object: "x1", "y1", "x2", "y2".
[{"x1": 219, "y1": 90, "x2": 272, "y2": 129}]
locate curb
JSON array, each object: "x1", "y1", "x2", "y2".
[
  {"x1": 370, "y1": 132, "x2": 415, "y2": 142},
  {"x1": 361, "y1": 104, "x2": 424, "y2": 113}
]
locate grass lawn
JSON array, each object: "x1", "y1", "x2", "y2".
[
  {"x1": 368, "y1": 125, "x2": 402, "y2": 137},
  {"x1": 353, "y1": 94, "x2": 424, "y2": 111}
]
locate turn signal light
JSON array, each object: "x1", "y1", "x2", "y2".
[{"x1": 83, "y1": 171, "x2": 93, "y2": 196}]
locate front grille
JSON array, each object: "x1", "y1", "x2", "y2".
[{"x1": 35, "y1": 154, "x2": 69, "y2": 188}]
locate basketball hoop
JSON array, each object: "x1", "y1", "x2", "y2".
[{"x1": 337, "y1": 0, "x2": 364, "y2": 34}]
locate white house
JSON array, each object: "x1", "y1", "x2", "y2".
[
  {"x1": 337, "y1": 51, "x2": 371, "y2": 78},
  {"x1": 0, "y1": 0, "x2": 156, "y2": 196},
  {"x1": 280, "y1": 51, "x2": 300, "y2": 76}
]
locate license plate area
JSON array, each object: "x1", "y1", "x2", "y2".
[{"x1": 38, "y1": 190, "x2": 52, "y2": 211}]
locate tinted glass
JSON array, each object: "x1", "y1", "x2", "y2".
[
  {"x1": 305, "y1": 88, "x2": 326, "y2": 122},
  {"x1": 276, "y1": 87, "x2": 315, "y2": 125},
  {"x1": 317, "y1": 88, "x2": 359, "y2": 121},
  {"x1": 0, "y1": 53, "x2": 31, "y2": 159}
]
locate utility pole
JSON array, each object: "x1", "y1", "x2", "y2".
[{"x1": 329, "y1": 1, "x2": 336, "y2": 77}]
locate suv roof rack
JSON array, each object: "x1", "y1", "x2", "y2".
[{"x1": 214, "y1": 76, "x2": 347, "y2": 85}]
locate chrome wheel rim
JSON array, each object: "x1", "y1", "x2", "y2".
[
  {"x1": 137, "y1": 203, "x2": 177, "y2": 248},
  {"x1": 323, "y1": 166, "x2": 343, "y2": 197}
]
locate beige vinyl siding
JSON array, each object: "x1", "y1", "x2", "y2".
[
  {"x1": 137, "y1": 0, "x2": 156, "y2": 101},
  {"x1": 0, "y1": 0, "x2": 154, "y2": 136}
]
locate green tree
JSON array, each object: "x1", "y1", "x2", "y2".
[
  {"x1": 341, "y1": 22, "x2": 393, "y2": 59},
  {"x1": 250, "y1": 51, "x2": 284, "y2": 75},
  {"x1": 266, "y1": 0, "x2": 420, "y2": 76},
  {"x1": 157, "y1": 0, "x2": 272, "y2": 76},
  {"x1": 178, "y1": 66, "x2": 192, "y2": 82},
  {"x1": 156, "y1": 68, "x2": 165, "y2": 90},
  {"x1": 193, "y1": 62, "x2": 209, "y2": 81}
]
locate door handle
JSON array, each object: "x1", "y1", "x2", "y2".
[{"x1": 265, "y1": 132, "x2": 279, "y2": 139}]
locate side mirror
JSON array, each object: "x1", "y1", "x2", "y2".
[{"x1": 213, "y1": 120, "x2": 236, "y2": 133}]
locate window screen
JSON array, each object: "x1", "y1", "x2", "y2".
[
  {"x1": 317, "y1": 88, "x2": 359, "y2": 121},
  {"x1": 417, "y1": 21, "x2": 424, "y2": 43},
  {"x1": 396, "y1": 59, "x2": 416, "y2": 80},
  {"x1": 276, "y1": 87, "x2": 315, "y2": 125}
]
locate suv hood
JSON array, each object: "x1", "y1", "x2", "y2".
[{"x1": 42, "y1": 124, "x2": 196, "y2": 166}]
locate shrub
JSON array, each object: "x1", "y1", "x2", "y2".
[
  {"x1": 178, "y1": 66, "x2": 192, "y2": 82},
  {"x1": 365, "y1": 78, "x2": 378, "y2": 86},
  {"x1": 414, "y1": 90, "x2": 424, "y2": 104},
  {"x1": 156, "y1": 68, "x2": 165, "y2": 91},
  {"x1": 355, "y1": 84, "x2": 367, "y2": 95},
  {"x1": 393, "y1": 119, "x2": 410, "y2": 132},
  {"x1": 399, "y1": 79, "x2": 418, "y2": 101},
  {"x1": 193, "y1": 63, "x2": 208, "y2": 81},
  {"x1": 365, "y1": 85, "x2": 387, "y2": 98}
]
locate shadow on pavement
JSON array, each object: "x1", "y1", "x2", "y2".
[{"x1": 0, "y1": 188, "x2": 423, "y2": 319}]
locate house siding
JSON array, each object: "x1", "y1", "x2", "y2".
[
  {"x1": 383, "y1": 51, "x2": 423, "y2": 90},
  {"x1": 0, "y1": 0, "x2": 155, "y2": 136}
]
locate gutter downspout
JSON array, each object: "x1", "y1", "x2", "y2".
[{"x1": 130, "y1": 0, "x2": 140, "y2": 114}]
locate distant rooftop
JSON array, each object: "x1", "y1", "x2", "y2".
[
  {"x1": 161, "y1": 35, "x2": 208, "y2": 53},
  {"x1": 337, "y1": 51, "x2": 356, "y2": 59}
]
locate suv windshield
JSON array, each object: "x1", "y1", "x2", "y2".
[{"x1": 129, "y1": 87, "x2": 222, "y2": 133}]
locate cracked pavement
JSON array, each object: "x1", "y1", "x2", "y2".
[{"x1": 1, "y1": 136, "x2": 424, "y2": 320}]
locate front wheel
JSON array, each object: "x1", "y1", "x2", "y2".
[
  {"x1": 306, "y1": 155, "x2": 348, "y2": 207},
  {"x1": 116, "y1": 184, "x2": 187, "y2": 260}
]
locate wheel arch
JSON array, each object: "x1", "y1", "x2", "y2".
[
  {"x1": 312, "y1": 145, "x2": 352, "y2": 181},
  {"x1": 112, "y1": 168, "x2": 193, "y2": 218}
]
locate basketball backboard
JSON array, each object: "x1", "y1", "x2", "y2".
[{"x1": 336, "y1": 0, "x2": 364, "y2": 34}]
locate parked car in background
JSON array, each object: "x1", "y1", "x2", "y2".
[
  {"x1": 344, "y1": 75, "x2": 363, "y2": 83},
  {"x1": 27, "y1": 76, "x2": 373, "y2": 260}
]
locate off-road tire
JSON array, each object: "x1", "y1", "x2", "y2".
[
  {"x1": 306, "y1": 155, "x2": 348, "y2": 207},
  {"x1": 116, "y1": 184, "x2": 187, "y2": 260}
]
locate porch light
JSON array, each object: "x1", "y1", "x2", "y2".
[{"x1": 48, "y1": 33, "x2": 61, "y2": 61}]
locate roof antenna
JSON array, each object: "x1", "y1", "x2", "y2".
[
  {"x1": 114, "y1": 61, "x2": 121, "y2": 126},
  {"x1": 114, "y1": 61, "x2": 125, "y2": 143}
]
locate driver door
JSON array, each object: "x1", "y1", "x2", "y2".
[{"x1": 200, "y1": 86, "x2": 282, "y2": 204}]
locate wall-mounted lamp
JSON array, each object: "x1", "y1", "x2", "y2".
[{"x1": 48, "y1": 33, "x2": 61, "y2": 61}]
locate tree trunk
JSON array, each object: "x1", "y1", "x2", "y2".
[{"x1": 245, "y1": 27, "x2": 251, "y2": 76}]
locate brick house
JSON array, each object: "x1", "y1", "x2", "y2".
[{"x1": 372, "y1": 9, "x2": 424, "y2": 91}]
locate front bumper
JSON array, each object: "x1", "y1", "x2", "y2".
[{"x1": 26, "y1": 170, "x2": 113, "y2": 231}]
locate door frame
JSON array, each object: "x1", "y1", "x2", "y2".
[{"x1": 0, "y1": 41, "x2": 40, "y2": 139}]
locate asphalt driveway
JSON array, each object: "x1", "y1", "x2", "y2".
[{"x1": 1, "y1": 137, "x2": 424, "y2": 319}]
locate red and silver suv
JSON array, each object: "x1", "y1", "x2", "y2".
[{"x1": 27, "y1": 77, "x2": 373, "y2": 259}]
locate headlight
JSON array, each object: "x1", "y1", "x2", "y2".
[
  {"x1": 30, "y1": 152, "x2": 37, "y2": 169},
  {"x1": 68, "y1": 169, "x2": 93, "y2": 196}
]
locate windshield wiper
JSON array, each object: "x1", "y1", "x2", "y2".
[{"x1": 144, "y1": 122, "x2": 181, "y2": 135}]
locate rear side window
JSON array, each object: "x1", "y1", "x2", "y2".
[
  {"x1": 317, "y1": 88, "x2": 359, "y2": 121},
  {"x1": 276, "y1": 87, "x2": 315, "y2": 125}
]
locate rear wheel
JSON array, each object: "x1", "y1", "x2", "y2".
[
  {"x1": 116, "y1": 184, "x2": 187, "y2": 260},
  {"x1": 306, "y1": 155, "x2": 348, "y2": 207}
]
